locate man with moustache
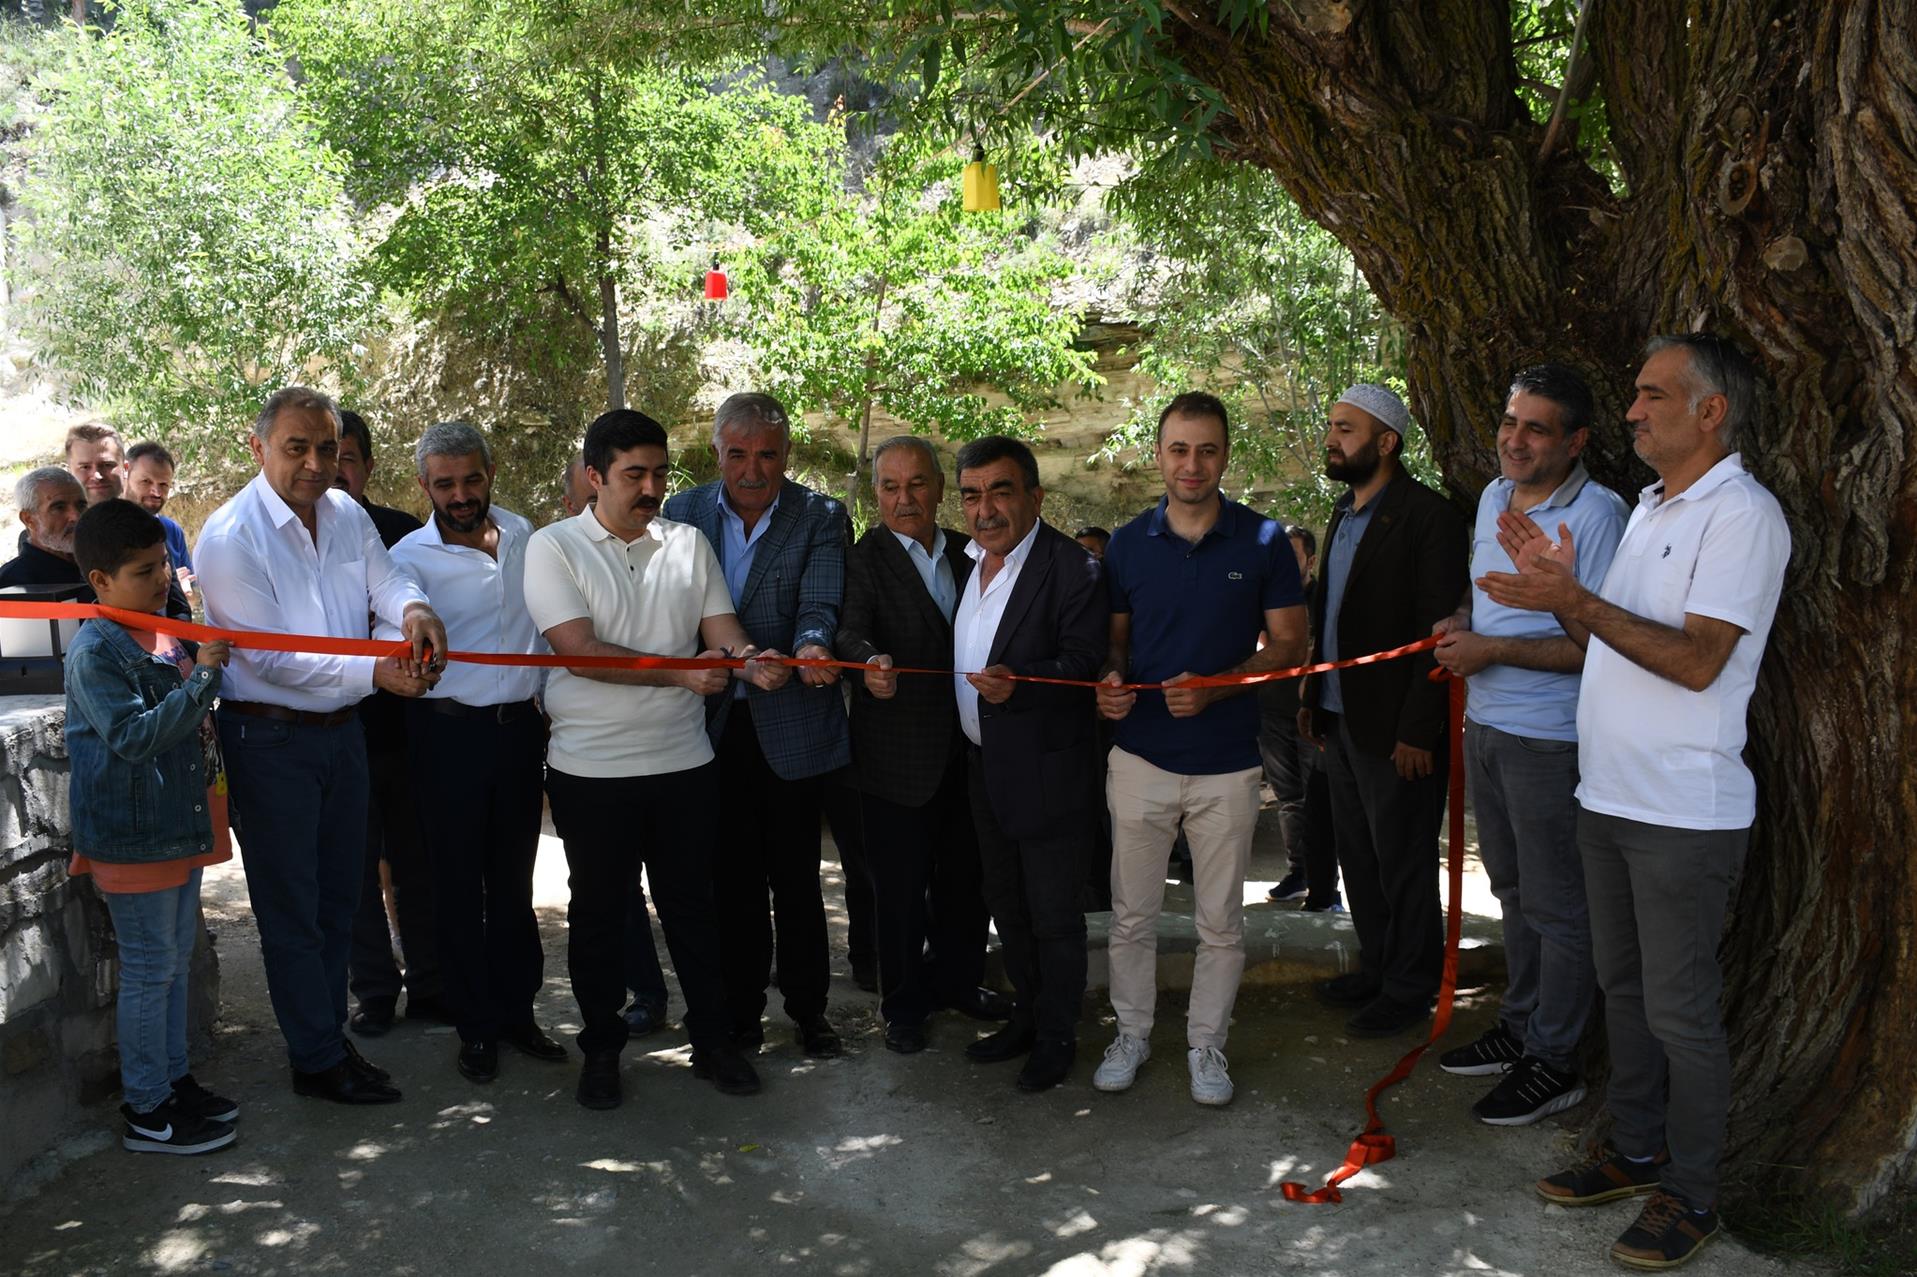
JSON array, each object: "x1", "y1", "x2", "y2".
[
  {"x1": 1091, "y1": 393, "x2": 1307, "y2": 1106},
  {"x1": 195, "y1": 386, "x2": 447, "y2": 1104},
  {"x1": 664, "y1": 393, "x2": 850, "y2": 1059},
  {"x1": 1301, "y1": 384, "x2": 1468, "y2": 1038},
  {"x1": 952, "y1": 436, "x2": 1108, "y2": 1092},
  {"x1": 378, "y1": 422, "x2": 565, "y2": 1085},
  {"x1": 331, "y1": 408, "x2": 445, "y2": 1036},
  {"x1": 1, "y1": 467, "x2": 88, "y2": 590},
  {"x1": 1481, "y1": 336, "x2": 1787, "y2": 1269},
  {"x1": 526, "y1": 407, "x2": 785, "y2": 1108},
  {"x1": 123, "y1": 441, "x2": 196, "y2": 593},
  {"x1": 1433, "y1": 365, "x2": 1628, "y2": 1126},
  {"x1": 836, "y1": 435, "x2": 1011, "y2": 1054}
]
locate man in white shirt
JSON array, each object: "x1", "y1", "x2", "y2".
[
  {"x1": 195, "y1": 386, "x2": 447, "y2": 1106},
  {"x1": 377, "y1": 421, "x2": 563, "y2": 1087},
  {"x1": 524, "y1": 408, "x2": 788, "y2": 1111},
  {"x1": 1480, "y1": 335, "x2": 1789, "y2": 1271}
]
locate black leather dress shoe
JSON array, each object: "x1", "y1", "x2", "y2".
[
  {"x1": 796, "y1": 1015, "x2": 842, "y2": 1058},
  {"x1": 942, "y1": 986, "x2": 1015, "y2": 1022},
  {"x1": 965, "y1": 1021, "x2": 1036, "y2": 1063},
  {"x1": 625, "y1": 1000, "x2": 667, "y2": 1037},
  {"x1": 341, "y1": 1040, "x2": 392, "y2": 1083},
  {"x1": 1315, "y1": 971, "x2": 1383, "y2": 1008},
  {"x1": 850, "y1": 958, "x2": 879, "y2": 993},
  {"x1": 1345, "y1": 995, "x2": 1433, "y2": 1039},
  {"x1": 348, "y1": 998, "x2": 396, "y2": 1037},
  {"x1": 691, "y1": 1046, "x2": 762, "y2": 1096},
  {"x1": 884, "y1": 1021, "x2": 928, "y2": 1055},
  {"x1": 292, "y1": 1060, "x2": 403, "y2": 1104},
  {"x1": 501, "y1": 1023, "x2": 568, "y2": 1062},
  {"x1": 576, "y1": 1050, "x2": 622, "y2": 1110},
  {"x1": 458, "y1": 1040, "x2": 498, "y2": 1083},
  {"x1": 1016, "y1": 1038, "x2": 1075, "y2": 1092}
]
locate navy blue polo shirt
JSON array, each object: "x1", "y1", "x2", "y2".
[{"x1": 1107, "y1": 497, "x2": 1305, "y2": 775}]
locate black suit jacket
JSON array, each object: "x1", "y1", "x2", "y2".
[
  {"x1": 837, "y1": 524, "x2": 974, "y2": 808},
  {"x1": 972, "y1": 521, "x2": 1109, "y2": 841},
  {"x1": 1303, "y1": 472, "x2": 1467, "y2": 757}
]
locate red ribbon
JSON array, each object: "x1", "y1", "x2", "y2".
[
  {"x1": 1279, "y1": 673, "x2": 1466, "y2": 1204},
  {"x1": 0, "y1": 600, "x2": 1439, "y2": 689}
]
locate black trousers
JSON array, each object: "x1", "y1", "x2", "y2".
[
  {"x1": 861, "y1": 751, "x2": 990, "y2": 1027},
  {"x1": 547, "y1": 762, "x2": 730, "y2": 1056},
  {"x1": 404, "y1": 702, "x2": 546, "y2": 1045},
  {"x1": 348, "y1": 733, "x2": 441, "y2": 1005},
  {"x1": 821, "y1": 775, "x2": 875, "y2": 974},
  {"x1": 1260, "y1": 699, "x2": 1341, "y2": 907},
  {"x1": 1322, "y1": 713, "x2": 1447, "y2": 1003},
  {"x1": 715, "y1": 704, "x2": 829, "y2": 1030},
  {"x1": 966, "y1": 747, "x2": 1088, "y2": 1044}
]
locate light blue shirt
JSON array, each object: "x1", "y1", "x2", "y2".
[
  {"x1": 718, "y1": 488, "x2": 780, "y2": 696},
  {"x1": 1467, "y1": 464, "x2": 1629, "y2": 740},
  {"x1": 892, "y1": 527, "x2": 957, "y2": 621},
  {"x1": 1318, "y1": 489, "x2": 1379, "y2": 714}
]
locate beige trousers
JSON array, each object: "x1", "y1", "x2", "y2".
[{"x1": 1105, "y1": 746, "x2": 1262, "y2": 1050}]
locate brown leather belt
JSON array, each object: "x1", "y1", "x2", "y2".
[{"x1": 221, "y1": 699, "x2": 361, "y2": 728}]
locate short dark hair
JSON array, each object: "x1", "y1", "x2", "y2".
[
  {"x1": 1156, "y1": 391, "x2": 1230, "y2": 443},
  {"x1": 64, "y1": 422, "x2": 123, "y2": 457},
  {"x1": 1284, "y1": 523, "x2": 1317, "y2": 557},
  {"x1": 1507, "y1": 363, "x2": 1595, "y2": 434},
  {"x1": 1074, "y1": 526, "x2": 1110, "y2": 545},
  {"x1": 74, "y1": 499, "x2": 165, "y2": 579},
  {"x1": 254, "y1": 386, "x2": 340, "y2": 442},
  {"x1": 584, "y1": 408, "x2": 669, "y2": 478},
  {"x1": 337, "y1": 409, "x2": 373, "y2": 460},
  {"x1": 1644, "y1": 332, "x2": 1759, "y2": 450},
  {"x1": 125, "y1": 440, "x2": 175, "y2": 471},
  {"x1": 953, "y1": 435, "x2": 1040, "y2": 491}
]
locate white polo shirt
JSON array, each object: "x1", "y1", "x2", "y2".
[
  {"x1": 377, "y1": 506, "x2": 546, "y2": 707},
  {"x1": 1575, "y1": 453, "x2": 1789, "y2": 830},
  {"x1": 523, "y1": 508, "x2": 734, "y2": 778}
]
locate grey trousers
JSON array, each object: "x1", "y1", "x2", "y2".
[
  {"x1": 1578, "y1": 806, "x2": 1748, "y2": 1208},
  {"x1": 1467, "y1": 720, "x2": 1594, "y2": 1071}
]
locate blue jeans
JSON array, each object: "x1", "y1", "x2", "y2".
[
  {"x1": 1466, "y1": 720, "x2": 1594, "y2": 1071},
  {"x1": 219, "y1": 715, "x2": 369, "y2": 1073},
  {"x1": 102, "y1": 870, "x2": 203, "y2": 1113}
]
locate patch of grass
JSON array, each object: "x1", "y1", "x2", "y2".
[{"x1": 1726, "y1": 1186, "x2": 1917, "y2": 1277}]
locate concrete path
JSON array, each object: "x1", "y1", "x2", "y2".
[{"x1": 1, "y1": 811, "x2": 1809, "y2": 1276}]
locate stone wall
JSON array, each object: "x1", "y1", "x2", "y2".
[{"x1": 0, "y1": 695, "x2": 219, "y2": 1186}]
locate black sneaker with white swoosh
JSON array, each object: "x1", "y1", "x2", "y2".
[
  {"x1": 120, "y1": 1098, "x2": 236, "y2": 1156},
  {"x1": 170, "y1": 1073, "x2": 240, "y2": 1124}
]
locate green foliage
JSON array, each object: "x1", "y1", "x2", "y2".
[
  {"x1": 734, "y1": 128, "x2": 1101, "y2": 510},
  {"x1": 1100, "y1": 155, "x2": 1410, "y2": 530},
  {"x1": 14, "y1": 0, "x2": 370, "y2": 459},
  {"x1": 273, "y1": 0, "x2": 835, "y2": 412}
]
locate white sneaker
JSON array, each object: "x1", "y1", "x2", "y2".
[
  {"x1": 1092, "y1": 1033, "x2": 1151, "y2": 1092},
  {"x1": 1188, "y1": 1046, "x2": 1234, "y2": 1106}
]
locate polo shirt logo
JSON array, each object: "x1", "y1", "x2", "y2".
[
  {"x1": 1228, "y1": 571, "x2": 1244, "y2": 580},
  {"x1": 1662, "y1": 545, "x2": 1672, "y2": 558}
]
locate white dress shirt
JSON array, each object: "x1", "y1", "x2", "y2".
[
  {"x1": 195, "y1": 473, "x2": 428, "y2": 712},
  {"x1": 953, "y1": 519, "x2": 1042, "y2": 747},
  {"x1": 375, "y1": 506, "x2": 546, "y2": 706}
]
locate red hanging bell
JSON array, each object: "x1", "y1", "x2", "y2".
[{"x1": 704, "y1": 259, "x2": 729, "y2": 301}]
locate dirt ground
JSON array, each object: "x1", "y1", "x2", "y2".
[{"x1": 0, "y1": 817, "x2": 1812, "y2": 1277}]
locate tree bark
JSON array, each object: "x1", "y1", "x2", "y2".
[
  {"x1": 1163, "y1": 0, "x2": 1917, "y2": 1211},
  {"x1": 598, "y1": 261, "x2": 626, "y2": 411}
]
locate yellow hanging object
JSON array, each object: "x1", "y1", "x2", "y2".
[{"x1": 962, "y1": 146, "x2": 1000, "y2": 212}]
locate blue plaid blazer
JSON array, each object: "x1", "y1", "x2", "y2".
[{"x1": 663, "y1": 478, "x2": 851, "y2": 781}]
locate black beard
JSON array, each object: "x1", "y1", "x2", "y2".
[
  {"x1": 435, "y1": 499, "x2": 489, "y2": 534},
  {"x1": 1325, "y1": 447, "x2": 1380, "y2": 485}
]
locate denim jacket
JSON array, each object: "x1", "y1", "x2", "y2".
[{"x1": 64, "y1": 617, "x2": 221, "y2": 862}]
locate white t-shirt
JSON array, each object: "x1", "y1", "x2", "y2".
[
  {"x1": 523, "y1": 508, "x2": 735, "y2": 778},
  {"x1": 1576, "y1": 454, "x2": 1789, "y2": 830}
]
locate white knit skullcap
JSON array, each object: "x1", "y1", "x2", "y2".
[{"x1": 1335, "y1": 383, "x2": 1409, "y2": 436}]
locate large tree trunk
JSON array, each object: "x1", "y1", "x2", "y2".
[{"x1": 1163, "y1": 0, "x2": 1915, "y2": 1210}]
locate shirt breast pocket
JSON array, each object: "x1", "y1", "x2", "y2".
[{"x1": 322, "y1": 556, "x2": 370, "y2": 633}]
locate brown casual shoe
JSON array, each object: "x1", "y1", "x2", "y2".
[
  {"x1": 1535, "y1": 1142, "x2": 1665, "y2": 1206},
  {"x1": 1610, "y1": 1190, "x2": 1719, "y2": 1270}
]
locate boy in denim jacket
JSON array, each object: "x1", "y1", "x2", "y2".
[{"x1": 65, "y1": 500, "x2": 240, "y2": 1155}]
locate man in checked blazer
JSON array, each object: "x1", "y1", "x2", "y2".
[
  {"x1": 837, "y1": 436, "x2": 1015, "y2": 1056},
  {"x1": 664, "y1": 392, "x2": 851, "y2": 1059}
]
